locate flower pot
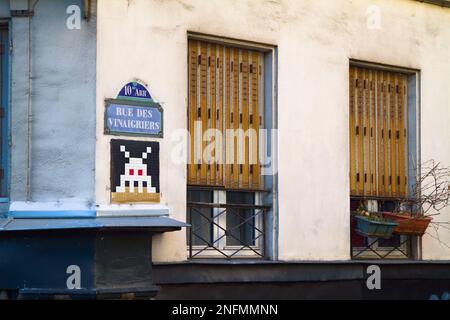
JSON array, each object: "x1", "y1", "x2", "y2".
[
  {"x1": 354, "y1": 215, "x2": 399, "y2": 239},
  {"x1": 382, "y1": 212, "x2": 432, "y2": 236}
]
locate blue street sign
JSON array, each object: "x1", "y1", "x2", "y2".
[
  {"x1": 105, "y1": 81, "x2": 163, "y2": 137},
  {"x1": 105, "y1": 99, "x2": 163, "y2": 137}
]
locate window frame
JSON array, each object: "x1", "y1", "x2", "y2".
[
  {"x1": 349, "y1": 60, "x2": 421, "y2": 260},
  {"x1": 186, "y1": 33, "x2": 278, "y2": 260}
]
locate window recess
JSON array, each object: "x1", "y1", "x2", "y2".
[
  {"x1": 187, "y1": 38, "x2": 274, "y2": 259},
  {"x1": 349, "y1": 63, "x2": 419, "y2": 260}
]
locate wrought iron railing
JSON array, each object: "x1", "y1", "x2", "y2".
[
  {"x1": 351, "y1": 216, "x2": 411, "y2": 259},
  {"x1": 187, "y1": 202, "x2": 270, "y2": 259},
  {"x1": 351, "y1": 235, "x2": 411, "y2": 259}
]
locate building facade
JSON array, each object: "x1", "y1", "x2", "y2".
[{"x1": 1, "y1": 0, "x2": 450, "y2": 299}]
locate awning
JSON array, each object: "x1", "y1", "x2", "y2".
[{"x1": 0, "y1": 216, "x2": 188, "y2": 233}]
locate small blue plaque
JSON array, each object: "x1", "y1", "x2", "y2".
[{"x1": 118, "y1": 82, "x2": 152, "y2": 101}]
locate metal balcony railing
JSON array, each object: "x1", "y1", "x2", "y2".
[
  {"x1": 187, "y1": 202, "x2": 270, "y2": 259},
  {"x1": 351, "y1": 235, "x2": 412, "y2": 259},
  {"x1": 351, "y1": 216, "x2": 411, "y2": 259}
]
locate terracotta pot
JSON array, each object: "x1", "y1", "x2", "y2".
[{"x1": 382, "y1": 212, "x2": 432, "y2": 236}]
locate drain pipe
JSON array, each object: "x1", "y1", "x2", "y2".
[
  {"x1": 25, "y1": 0, "x2": 39, "y2": 201},
  {"x1": 25, "y1": 0, "x2": 32, "y2": 201}
]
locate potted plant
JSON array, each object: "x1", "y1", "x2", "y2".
[
  {"x1": 382, "y1": 212, "x2": 432, "y2": 236},
  {"x1": 353, "y1": 205, "x2": 399, "y2": 239},
  {"x1": 382, "y1": 160, "x2": 450, "y2": 236}
]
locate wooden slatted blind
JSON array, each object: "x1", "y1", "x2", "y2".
[
  {"x1": 188, "y1": 39, "x2": 264, "y2": 190},
  {"x1": 349, "y1": 66, "x2": 408, "y2": 198}
]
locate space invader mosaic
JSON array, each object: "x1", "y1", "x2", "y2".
[{"x1": 111, "y1": 139, "x2": 160, "y2": 203}]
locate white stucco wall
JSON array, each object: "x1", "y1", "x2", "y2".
[{"x1": 96, "y1": 0, "x2": 450, "y2": 261}]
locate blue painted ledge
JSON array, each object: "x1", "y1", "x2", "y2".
[{"x1": 8, "y1": 210, "x2": 97, "y2": 219}]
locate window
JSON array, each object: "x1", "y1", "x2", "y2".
[
  {"x1": 0, "y1": 25, "x2": 9, "y2": 201},
  {"x1": 187, "y1": 190, "x2": 213, "y2": 247},
  {"x1": 187, "y1": 37, "x2": 275, "y2": 259},
  {"x1": 349, "y1": 63, "x2": 419, "y2": 259}
]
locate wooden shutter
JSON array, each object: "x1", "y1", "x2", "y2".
[
  {"x1": 349, "y1": 66, "x2": 408, "y2": 198},
  {"x1": 188, "y1": 39, "x2": 264, "y2": 190}
]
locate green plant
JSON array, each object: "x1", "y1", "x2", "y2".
[{"x1": 353, "y1": 202, "x2": 392, "y2": 222}]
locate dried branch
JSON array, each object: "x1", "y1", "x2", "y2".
[{"x1": 401, "y1": 160, "x2": 450, "y2": 217}]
